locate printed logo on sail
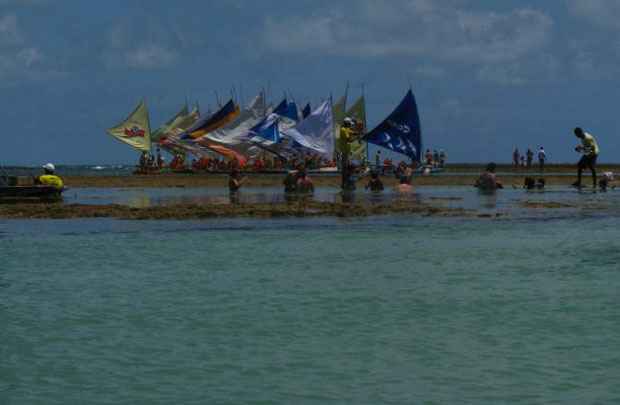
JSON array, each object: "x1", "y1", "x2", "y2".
[
  {"x1": 123, "y1": 126, "x2": 146, "y2": 138},
  {"x1": 387, "y1": 120, "x2": 410, "y2": 134}
]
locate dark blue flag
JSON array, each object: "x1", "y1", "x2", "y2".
[
  {"x1": 365, "y1": 90, "x2": 422, "y2": 161},
  {"x1": 302, "y1": 103, "x2": 311, "y2": 119}
]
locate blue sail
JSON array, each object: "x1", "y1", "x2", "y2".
[
  {"x1": 284, "y1": 101, "x2": 300, "y2": 122},
  {"x1": 273, "y1": 98, "x2": 288, "y2": 116},
  {"x1": 302, "y1": 103, "x2": 311, "y2": 119},
  {"x1": 365, "y1": 90, "x2": 422, "y2": 161},
  {"x1": 254, "y1": 118, "x2": 280, "y2": 145}
]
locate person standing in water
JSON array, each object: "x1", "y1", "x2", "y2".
[
  {"x1": 365, "y1": 171, "x2": 384, "y2": 192},
  {"x1": 572, "y1": 127, "x2": 600, "y2": 189},
  {"x1": 475, "y1": 162, "x2": 503, "y2": 192},
  {"x1": 339, "y1": 117, "x2": 359, "y2": 190},
  {"x1": 296, "y1": 169, "x2": 315, "y2": 194},
  {"x1": 396, "y1": 175, "x2": 414, "y2": 193},
  {"x1": 228, "y1": 168, "x2": 246, "y2": 192},
  {"x1": 283, "y1": 170, "x2": 298, "y2": 193}
]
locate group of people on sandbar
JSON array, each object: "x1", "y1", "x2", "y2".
[
  {"x1": 512, "y1": 146, "x2": 546, "y2": 171},
  {"x1": 477, "y1": 127, "x2": 612, "y2": 192}
]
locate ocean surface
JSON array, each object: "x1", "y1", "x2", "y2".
[{"x1": 2, "y1": 190, "x2": 620, "y2": 404}]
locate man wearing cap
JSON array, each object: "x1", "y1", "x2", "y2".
[{"x1": 35, "y1": 163, "x2": 64, "y2": 189}]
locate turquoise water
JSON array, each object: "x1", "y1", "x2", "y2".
[{"x1": 2, "y1": 212, "x2": 620, "y2": 404}]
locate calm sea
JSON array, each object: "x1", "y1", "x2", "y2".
[{"x1": 2, "y1": 208, "x2": 620, "y2": 404}]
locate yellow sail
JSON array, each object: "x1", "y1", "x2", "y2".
[
  {"x1": 106, "y1": 100, "x2": 151, "y2": 153},
  {"x1": 333, "y1": 91, "x2": 348, "y2": 155},
  {"x1": 346, "y1": 96, "x2": 367, "y2": 160},
  {"x1": 151, "y1": 105, "x2": 189, "y2": 143}
]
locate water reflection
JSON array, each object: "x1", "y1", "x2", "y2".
[
  {"x1": 367, "y1": 191, "x2": 387, "y2": 205},
  {"x1": 69, "y1": 186, "x2": 430, "y2": 207},
  {"x1": 126, "y1": 193, "x2": 151, "y2": 209},
  {"x1": 229, "y1": 192, "x2": 240, "y2": 205},
  {"x1": 478, "y1": 191, "x2": 499, "y2": 209},
  {"x1": 340, "y1": 190, "x2": 356, "y2": 204}
]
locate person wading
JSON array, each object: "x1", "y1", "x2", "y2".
[
  {"x1": 283, "y1": 170, "x2": 298, "y2": 193},
  {"x1": 572, "y1": 127, "x2": 600, "y2": 189},
  {"x1": 365, "y1": 171, "x2": 384, "y2": 192},
  {"x1": 338, "y1": 117, "x2": 360, "y2": 190},
  {"x1": 475, "y1": 162, "x2": 503, "y2": 192},
  {"x1": 228, "y1": 168, "x2": 246, "y2": 192},
  {"x1": 296, "y1": 169, "x2": 315, "y2": 194}
]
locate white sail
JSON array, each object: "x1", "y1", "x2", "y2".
[{"x1": 282, "y1": 100, "x2": 334, "y2": 159}]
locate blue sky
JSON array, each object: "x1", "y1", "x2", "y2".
[{"x1": 1, "y1": 0, "x2": 620, "y2": 165}]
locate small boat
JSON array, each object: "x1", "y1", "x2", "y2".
[
  {"x1": 0, "y1": 185, "x2": 64, "y2": 200},
  {"x1": 0, "y1": 176, "x2": 64, "y2": 201}
]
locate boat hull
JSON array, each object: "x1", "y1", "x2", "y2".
[{"x1": 0, "y1": 186, "x2": 64, "y2": 201}]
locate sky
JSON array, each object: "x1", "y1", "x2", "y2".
[{"x1": 1, "y1": 0, "x2": 620, "y2": 165}]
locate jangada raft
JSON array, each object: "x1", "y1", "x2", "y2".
[
  {"x1": 0, "y1": 176, "x2": 64, "y2": 201},
  {"x1": 109, "y1": 87, "x2": 428, "y2": 173}
]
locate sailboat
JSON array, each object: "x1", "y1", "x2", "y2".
[
  {"x1": 106, "y1": 100, "x2": 153, "y2": 174},
  {"x1": 363, "y1": 89, "x2": 435, "y2": 172}
]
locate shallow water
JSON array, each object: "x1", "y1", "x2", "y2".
[
  {"x1": 2, "y1": 213, "x2": 620, "y2": 404},
  {"x1": 63, "y1": 185, "x2": 620, "y2": 217}
]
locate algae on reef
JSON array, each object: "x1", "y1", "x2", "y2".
[{"x1": 0, "y1": 201, "x2": 470, "y2": 220}]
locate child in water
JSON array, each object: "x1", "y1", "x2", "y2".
[{"x1": 599, "y1": 172, "x2": 615, "y2": 192}]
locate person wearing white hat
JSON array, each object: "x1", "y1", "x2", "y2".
[{"x1": 35, "y1": 163, "x2": 64, "y2": 189}]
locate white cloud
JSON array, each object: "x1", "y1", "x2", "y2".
[
  {"x1": 567, "y1": 0, "x2": 620, "y2": 29},
  {"x1": 477, "y1": 65, "x2": 527, "y2": 86},
  {"x1": 0, "y1": 14, "x2": 21, "y2": 45},
  {"x1": 415, "y1": 65, "x2": 447, "y2": 79},
  {"x1": 102, "y1": 22, "x2": 179, "y2": 70},
  {"x1": 564, "y1": 2, "x2": 620, "y2": 80},
  {"x1": 0, "y1": 14, "x2": 45, "y2": 82},
  {"x1": 263, "y1": 1, "x2": 553, "y2": 65},
  {"x1": 125, "y1": 44, "x2": 175, "y2": 69},
  {"x1": 16, "y1": 46, "x2": 41, "y2": 66}
]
